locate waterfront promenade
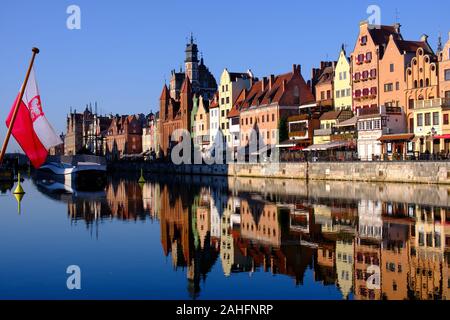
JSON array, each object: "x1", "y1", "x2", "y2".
[{"x1": 111, "y1": 161, "x2": 450, "y2": 185}]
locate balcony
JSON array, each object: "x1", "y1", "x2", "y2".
[
  {"x1": 289, "y1": 131, "x2": 308, "y2": 139},
  {"x1": 414, "y1": 98, "x2": 450, "y2": 110}
]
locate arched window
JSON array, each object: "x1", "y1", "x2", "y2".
[
  {"x1": 414, "y1": 80, "x2": 418, "y2": 88},
  {"x1": 419, "y1": 79, "x2": 424, "y2": 88}
]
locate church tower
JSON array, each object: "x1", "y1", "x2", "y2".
[{"x1": 185, "y1": 34, "x2": 199, "y2": 88}]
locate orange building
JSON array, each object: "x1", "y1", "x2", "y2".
[
  {"x1": 404, "y1": 40, "x2": 439, "y2": 131},
  {"x1": 314, "y1": 62, "x2": 335, "y2": 106},
  {"x1": 238, "y1": 65, "x2": 315, "y2": 149},
  {"x1": 351, "y1": 21, "x2": 402, "y2": 112},
  {"x1": 439, "y1": 32, "x2": 450, "y2": 99},
  {"x1": 381, "y1": 35, "x2": 433, "y2": 116}
]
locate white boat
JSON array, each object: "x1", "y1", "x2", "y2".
[{"x1": 37, "y1": 155, "x2": 107, "y2": 190}]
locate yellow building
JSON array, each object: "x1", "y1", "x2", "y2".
[
  {"x1": 334, "y1": 46, "x2": 353, "y2": 111},
  {"x1": 336, "y1": 240, "x2": 354, "y2": 300},
  {"x1": 412, "y1": 98, "x2": 450, "y2": 154},
  {"x1": 219, "y1": 69, "x2": 254, "y2": 147}
]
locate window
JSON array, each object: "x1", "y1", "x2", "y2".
[
  {"x1": 433, "y1": 112, "x2": 440, "y2": 126},
  {"x1": 221, "y1": 110, "x2": 225, "y2": 117},
  {"x1": 341, "y1": 89, "x2": 346, "y2": 97},
  {"x1": 444, "y1": 113, "x2": 449, "y2": 125},
  {"x1": 446, "y1": 91, "x2": 450, "y2": 99},
  {"x1": 445, "y1": 69, "x2": 450, "y2": 81},
  {"x1": 346, "y1": 88, "x2": 351, "y2": 97},
  {"x1": 384, "y1": 83, "x2": 393, "y2": 92},
  {"x1": 370, "y1": 69, "x2": 377, "y2": 78},
  {"x1": 321, "y1": 91, "x2": 325, "y2": 100},
  {"x1": 390, "y1": 64, "x2": 394, "y2": 72},
  {"x1": 425, "y1": 113, "x2": 431, "y2": 126},
  {"x1": 358, "y1": 54, "x2": 365, "y2": 64},
  {"x1": 417, "y1": 114, "x2": 423, "y2": 127},
  {"x1": 343, "y1": 72, "x2": 347, "y2": 80},
  {"x1": 336, "y1": 90, "x2": 341, "y2": 98},
  {"x1": 226, "y1": 97, "x2": 230, "y2": 104},
  {"x1": 339, "y1": 72, "x2": 343, "y2": 80},
  {"x1": 272, "y1": 114, "x2": 275, "y2": 122},
  {"x1": 366, "y1": 52, "x2": 372, "y2": 62},
  {"x1": 221, "y1": 98, "x2": 225, "y2": 104},
  {"x1": 374, "y1": 119, "x2": 381, "y2": 129},
  {"x1": 361, "y1": 36, "x2": 368, "y2": 45},
  {"x1": 327, "y1": 90, "x2": 331, "y2": 99},
  {"x1": 396, "y1": 82, "x2": 400, "y2": 91}
]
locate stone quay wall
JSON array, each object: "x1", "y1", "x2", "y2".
[{"x1": 111, "y1": 161, "x2": 450, "y2": 185}]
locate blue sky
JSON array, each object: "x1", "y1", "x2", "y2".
[{"x1": 0, "y1": 0, "x2": 449, "y2": 152}]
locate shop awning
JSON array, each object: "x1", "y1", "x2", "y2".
[
  {"x1": 379, "y1": 133, "x2": 415, "y2": 142},
  {"x1": 289, "y1": 146, "x2": 305, "y2": 151},
  {"x1": 303, "y1": 140, "x2": 351, "y2": 151},
  {"x1": 276, "y1": 139, "x2": 309, "y2": 148},
  {"x1": 433, "y1": 134, "x2": 450, "y2": 140}
]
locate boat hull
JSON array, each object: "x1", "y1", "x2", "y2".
[{"x1": 36, "y1": 167, "x2": 107, "y2": 191}]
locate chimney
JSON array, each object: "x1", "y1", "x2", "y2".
[
  {"x1": 282, "y1": 79, "x2": 287, "y2": 92},
  {"x1": 262, "y1": 77, "x2": 267, "y2": 92},
  {"x1": 293, "y1": 64, "x2": 298, "y2": 74},
  {"x1": 360, "y1": 20, "x2": 369, "y2": 30},
  {"x1": 269, "y1": 74, "x2": 275, "y2": 90},
  {"x1": 394, "y1": 23, "x2": 401, "y2": 34},
  {"x1": 420, "y1": 34, "x2": 429, "y2": 42},
  {"x1": 297, "y1": 64, "x2": 301, "y2": 75}
]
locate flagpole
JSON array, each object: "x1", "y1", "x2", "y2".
[{"x1": 0, "y1": 47, "x2": 40, "y2": 166}]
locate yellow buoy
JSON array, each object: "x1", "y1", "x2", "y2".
[
  {"x1": 14, "y1": 192, "x2": 24, "y2": 214},
  {"x1": 14, "y1": 172, "x2": 25, "y2": 195},
  {"x1": 138, "y1": 168, "x2": 146, "y2": 184}
]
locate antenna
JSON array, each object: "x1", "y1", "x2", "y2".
[{"x1": 395, "y1": 8, "x2": 400, "y2": 23}]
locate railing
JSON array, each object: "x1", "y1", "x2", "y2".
[
  {"x1": 314, "y1": 128, "x2": 333, "y2": 136},
  {"x1": 414, "y1": 98, "x2": 450, "y2": 109},
  {"x1": 289, "y1": 131, "x2": 308, "y2": 138}
]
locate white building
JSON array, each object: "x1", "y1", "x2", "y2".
[{"x1": 357, "y1": 106, "x2": 406, "y2": 161}]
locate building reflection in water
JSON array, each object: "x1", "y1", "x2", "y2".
[{"x1": 35, "y1": 176, "x2": 450, "y2": 300}]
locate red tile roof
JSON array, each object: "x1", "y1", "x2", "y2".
[
  {"x1": 235, "y1": 68, "x2": 314, "y2": 111},
  {"x1": 394, "y1": 39, "x2": 433, "y2": 55},
  {"x1": 369, "y1": 25, "x2": 402, "y2": 47}
]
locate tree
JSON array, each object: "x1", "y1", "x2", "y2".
[{"x1": 278, "y1": 117, "x2": 289, "y2": 143}]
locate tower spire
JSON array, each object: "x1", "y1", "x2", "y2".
[{"x1": 438, "y1": 31, "x2": 443, "y2": 52}]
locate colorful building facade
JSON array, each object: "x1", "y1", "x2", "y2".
[{"x1": 334, "y1": 47, "x2": 353, "y2": 111}]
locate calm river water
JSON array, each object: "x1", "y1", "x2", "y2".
[{"x1": 0, "y1": 173, "x2": 449, "y2": 300}]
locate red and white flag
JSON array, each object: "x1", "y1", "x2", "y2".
[{"x1": 6, "y1": 68, "x2": 62, "y2": 168}]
